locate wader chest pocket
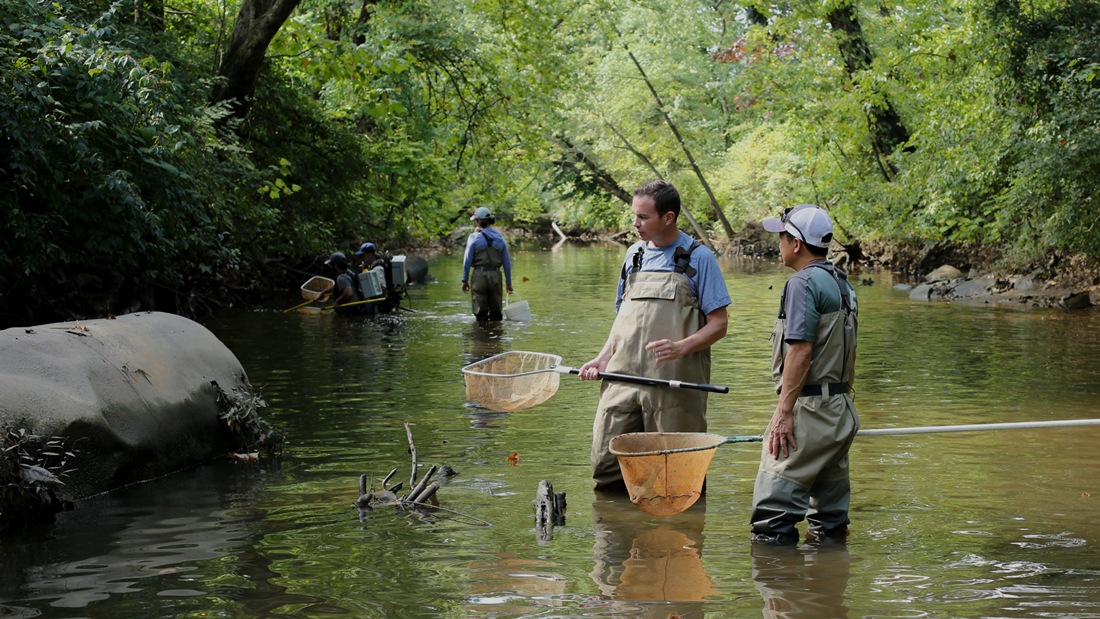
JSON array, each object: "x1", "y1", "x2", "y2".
[{"x1": 628, "y1": 283, "x2": 677, "y2": 301}]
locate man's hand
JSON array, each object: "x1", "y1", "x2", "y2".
[
  {"x1": 645, "y1": 339, "x2": 684, "y2": 362},
  {"x1": 506, "y1": 284, "x2": 514, "y2": 294},
  {"x1": 768, "y1": 340, "x2": 812, "y2": 459},
  {"x1": 767, "y1": 407, "x2": 796, "y2": 459},
  {"x1": 578, "y1": 355, "x2": 610, "y2": 380},
  {"x1": 461, "y1": 282, "x2": 470, "y2": 294}
]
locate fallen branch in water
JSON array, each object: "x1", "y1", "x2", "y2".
[{"x1": 353, "y1": 424, "x2": 485, "y2": 525}]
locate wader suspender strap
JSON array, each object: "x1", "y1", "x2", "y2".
[
  {"x1": 810, "y1": 263, "x2": 854, "y2": 387},
  {"x1": 474, "y1": 231, "x2": 504, "y2": 270},
  {"x1": 620, "y1": 246, "x2": 643, "y2": 282},
  {"x1": 673, "y1": 241, "x2": 701, "y2": 278},
  {"x1": 345, "y1": 268, "x2": 366, "y2": 302},
  {"x1": 619, "y1": 240, "x2": 702, "y2": 282}
]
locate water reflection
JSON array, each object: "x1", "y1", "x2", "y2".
[
  {"x1": 465, "y1": 553, "x2": 566, "y2": 614},
  {"x1": 751, "y1": 541, "x2": 851, "y2": 619},
  {"x1": 0, "y1": 463, "x2": 324, "y2": 616},
  {"x1": 590, "y1": 495, "x2": 717, "y2": 617},
  {"x1": 462, "y1": 320, "x2": 508, "y2": 364}
]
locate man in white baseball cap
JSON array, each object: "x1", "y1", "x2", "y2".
[
  {"x1": 751, "y1": 204, "x2": 860, "y2": 544},
  {"x1": 461, "y1": 206, "x2": 513, "y2": 320}
]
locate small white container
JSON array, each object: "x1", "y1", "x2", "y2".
[
  {"x1": 358, "y1": 270, "x2": 384, "y2": 298},
  {"x1": 390, "y1": 255, "x2": 406, "y2": 287},
  {"x1": 503, "y1": 292, "x2": 531, "y2": 321}
]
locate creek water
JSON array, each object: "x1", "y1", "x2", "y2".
[{"x1": 4, "y1": 241, "x2": 1100, "y2": 619}]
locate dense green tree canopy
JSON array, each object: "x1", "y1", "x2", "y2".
[{"x1": 1, "y1": 0, "x2": 1097, "y2": 325}]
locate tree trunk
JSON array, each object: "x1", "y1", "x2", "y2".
[
  {"x1": 826, "y1": 3, "x2": 911, "y2": 179},
  {"x1": 135, "y1": 0, "x2": 164, "y2": 32},
  {"x1": 621, "y1": 43, "x2": 737, "y2": 239},
  {"x1": 554, "y1": 135, "x2": 634, "y2": 205},
  {"x1": 212, "y1": 0, "x2": 303, "y2": 121},
  {"x1": 604, "y1": 122, "x2": 716, "y2": 252},
  {"x1": 352, "y1": 0, "x2": 372, "y2": 45}
]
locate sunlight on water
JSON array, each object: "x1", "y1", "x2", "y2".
[{"x1": 4, "y1": 242, "x2": 1100, "y2": 619}]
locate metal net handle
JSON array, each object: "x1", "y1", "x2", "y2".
[{"x1": 613, "y1": 419, "x2": 1100, "y2": 457}]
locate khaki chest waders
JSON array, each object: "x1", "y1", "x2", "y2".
[{"x1": 592, "y1": 269, "x2": 711, "y2": 490}]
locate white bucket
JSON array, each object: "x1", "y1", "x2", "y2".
[{"x1": 503, "y1": 292, "x2": 531, "y2": 321}]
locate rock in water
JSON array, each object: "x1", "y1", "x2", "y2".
[
  {"x1": 925, "y1": 265, "x2": 963, "y2": 281},
  {"x1": 0, "y1": 312, "x2": 255, "y2": 508},
  {"x1": 1061, "y1": 292, "x2": 1092, "y2": 310},
  {"x1": 405, "y1": 255, "x2": 430, "y2": 284}
]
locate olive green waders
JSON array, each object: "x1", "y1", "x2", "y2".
[
  {"x1": 470, "y1": 239, "x2": 504, "y2": 320},
  {"x1": 751, "y1": 271, "x2": 859, "y2": 540},
  {"x1": 591, "y1": 270, "x2": 711, "y2": 491}
]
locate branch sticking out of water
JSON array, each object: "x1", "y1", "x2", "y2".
[{"x1": 404, "y1": 422, "x2": 417, "y2": 488}]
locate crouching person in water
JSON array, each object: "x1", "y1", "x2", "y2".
[
  {"x1": 752, "y1": 204, "x2": 859, "y2": 544},
  {"x1": 319, "y1": 252, "x2": 375, "y2": 316}
]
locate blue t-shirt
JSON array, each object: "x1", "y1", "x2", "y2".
[
  {"x1": 780, "y1": 260, "x2": 856, "y2": 343},
  {"x1": 462, "y1": 227, "x2": 512, "y2": 286},
  {"x1": 616, "y1": 232, "x2": 731, "y2": 315}
]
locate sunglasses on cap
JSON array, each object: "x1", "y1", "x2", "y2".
[{"x1": 780, "y1": 206, "x2": 807, "y2": 244}]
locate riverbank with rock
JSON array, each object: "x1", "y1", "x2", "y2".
[
  {"x1": 0, "y1": 312, "x2": 280, "y2": 531},
  {"x1": 506, "y1": 219, "x2": 1100, "y2": 310}
]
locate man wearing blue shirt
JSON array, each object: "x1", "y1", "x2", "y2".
[
  {"x1": 461, "y1": 207, "x2": 513, "y2": 321},
  {"x1": 579, "y1": 180, "x2": 731, "y2": 492}
]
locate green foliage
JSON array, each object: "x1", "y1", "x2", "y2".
[
  {"x1": 0, "y1": 0, "x2": 251, "y2": 323},
  {"x1": 982, "y1": 0, "x2": 1100, "y2": 253},
  {"x1": 4, "y1": 0, "x2": 1099, "y2": 327}
]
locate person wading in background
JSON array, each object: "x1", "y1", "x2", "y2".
[
  {"x1": 751, "y1": 204, "x2": 859, "y2": 544},
  {"x1": 579, "y1": 180, "x2": 731, "y2": 492},
  {"x1": 461, "y1": 207, "x2": 513, "y2": 321}
]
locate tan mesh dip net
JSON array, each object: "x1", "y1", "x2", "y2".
[
  {"x1": 462, "y1": 351, "x2": 563, "y2": 412},
  {"x1": 609, "y1": 432, "x2": 728, "y2": 516}
]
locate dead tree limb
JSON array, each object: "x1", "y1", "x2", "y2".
[
  {"x1": 406, "y1": 464, "x2": 438, "y2": 503},
  {"x1": 404, "y1": 422, "x2": 417, "y2": 488},
  {"x1": 618, "y1": 38, "x2": 736, "y2": 239},
  {"x1": 413, "y1": 482, "x2": 441, "y2": 505},
  {"x1": 534, "y1": 480, "x2": 567, "y2": 543},
  {"x1": 605, "y1": 120, "x2": 715, "y2": 252}
]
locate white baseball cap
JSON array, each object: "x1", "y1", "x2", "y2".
[{"x1": 762, "y1": 204, "x2": 834, "y2": 249}]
